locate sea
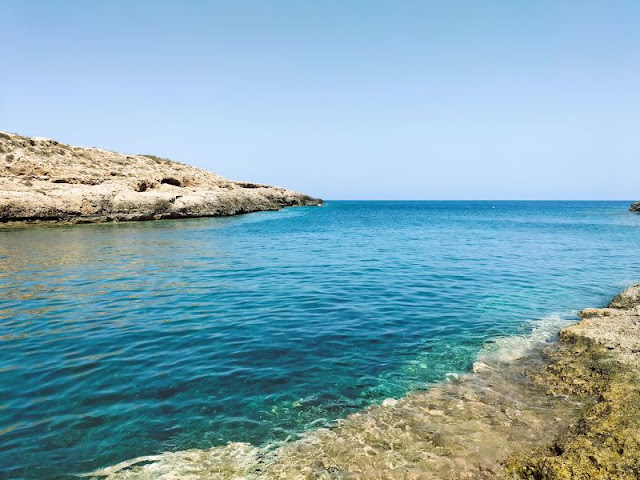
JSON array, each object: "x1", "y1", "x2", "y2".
[{"x1": 1, "y1": 201, "x2": 639, "y2": 479}]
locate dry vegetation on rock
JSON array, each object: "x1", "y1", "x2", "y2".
[{"x1": 0, "y1": 131, "x2": 321, "y2": 224}]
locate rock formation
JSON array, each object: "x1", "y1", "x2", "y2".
[
  {"x1": 507, "y1": 284, "x2": 640, "y2": 479},
  {"x1": 631, "y1": 202, "x2": 640, "y2": 213},
  {"x1": 0, "y1": 131, "x2": 321, "y2": 224}
]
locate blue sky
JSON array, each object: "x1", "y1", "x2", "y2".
[{"x1": 2, "y1": 1, "x2": 638, "y2": 199}]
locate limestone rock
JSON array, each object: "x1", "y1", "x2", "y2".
[
  {"x1": 0, "y1": 131, "x2": 321, "y2": 224},
  {"x1": 508, "y1": 284, "x2": 640, "y2": 479}
]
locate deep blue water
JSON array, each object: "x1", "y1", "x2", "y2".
[{"x1": 1, "y1": 201, "x2": 639, "y2": 479}]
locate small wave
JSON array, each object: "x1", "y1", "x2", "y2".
[
  {"x1": 477, "y1": 312, "x2": 574, "y2": 364},
  {"x1": 84, "y1": 443, "x2": 261, "y2": 479}
]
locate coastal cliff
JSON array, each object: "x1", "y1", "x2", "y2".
[{"x1": 0, "y1": 132, "x2": 321, "y2": 224}]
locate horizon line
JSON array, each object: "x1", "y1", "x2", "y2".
[{"x1": 321, "y1": 199, "x2": 638, "y2": 202}]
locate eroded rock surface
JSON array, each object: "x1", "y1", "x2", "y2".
[
  {"x1": 631, "y1": 202, "x2": 640, "y2": 213},
  {"x1": 0, "y1": 131, "x2": 321, "y2": 224},
  {"x1": 508, "y1": 285, "x2": 640, "y2": 479}
]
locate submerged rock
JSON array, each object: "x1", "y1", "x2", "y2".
[
  {"x1": 87, "y1": 286, "x2": 640, "y2": 480},
  {"x1": 0, "y1": 131, "x2": 321, "y2": 224}
]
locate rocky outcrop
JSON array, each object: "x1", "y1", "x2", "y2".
[
  {"x1": 0, "y1": 131, "x2": 321, "y2": 224},
  {"x1": 507, "y1": 285, "x2": 640, "y2": 479},
  {"x1": 631, "y1": 202, "x2": 640, "y2": 213}
]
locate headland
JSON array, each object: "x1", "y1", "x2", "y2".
[{"x1": 0, "y1": 132, "x2": 321, "y2": 225}]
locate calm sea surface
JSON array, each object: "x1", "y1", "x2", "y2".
[{"x1": 1, "y1": 201, "x2": 640, "y2": 479}]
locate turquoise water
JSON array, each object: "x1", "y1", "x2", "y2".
[{"x1": 1, "y1": 201, "x2": 639, "y2": 479}]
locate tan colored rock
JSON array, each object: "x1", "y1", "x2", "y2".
[
  {"x1": 507, "y1": 285, "x2": 640, "y2": 479},
  {"x1": 567, "y1": 285, "x2": 640, "y2": 369},
  {"x1": 0, "y1": 131, "x2": 321, "y2": 224}
]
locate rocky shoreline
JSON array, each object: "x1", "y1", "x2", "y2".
[
  {"x1": 506, "y1": 285, "x2": 640, "y2": 479},
  {"x1": 0, "y1": 132, "x2": 321, "y2": 225},
  {"x1": 631, "y1": 202, "x2": 640, "y2": 213},
  {"x1": 89, "y1": 285, "x2": 640, "y2": 479}
]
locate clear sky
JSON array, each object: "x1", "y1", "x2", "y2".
[{"x1": 2, "y1": 1, "x2": 638, "y2": 200}]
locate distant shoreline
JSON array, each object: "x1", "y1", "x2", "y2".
[{"x1": 0, "y1": 131, "x2": 321, "y2": 225}]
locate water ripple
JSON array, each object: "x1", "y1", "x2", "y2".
[{"x1": 1, "y1": 201, "x2": 639, "y2": 479}]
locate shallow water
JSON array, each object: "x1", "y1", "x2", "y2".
[
  {"x1": 1, "y1": 201, "x2": 640, "y2": 479},
  {"x1": 88, "y1": 313, "x2": 583, "y2": 480}
]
